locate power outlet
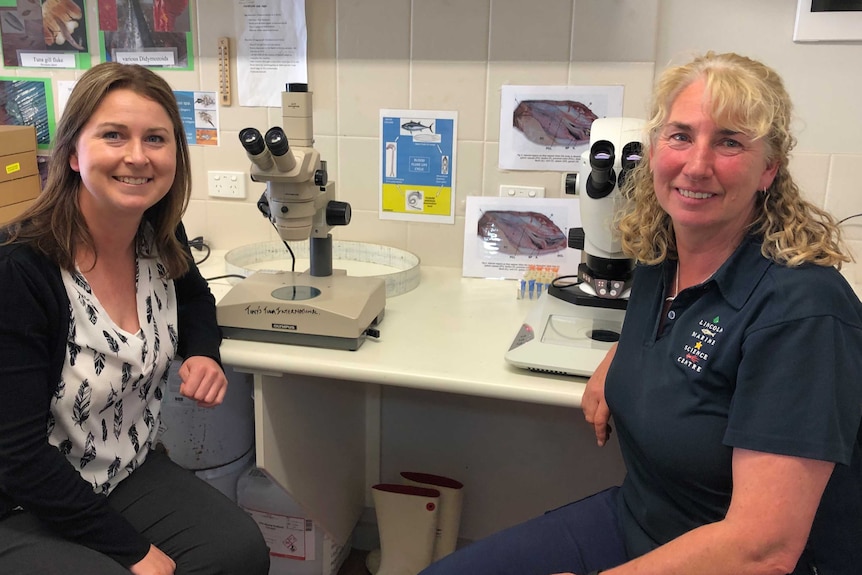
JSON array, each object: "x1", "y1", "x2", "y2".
[
  {"x1": 208, "y1": 171, "x2": 247, "y2": 199},
  {"x1": 499, "y1": 185, "x2": 545, "y2": 198}
]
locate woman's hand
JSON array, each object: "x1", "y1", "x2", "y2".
[
  {"x1": 582, "y1": 343, "x2": 617, "y2": 447},
  {"x1": 177, "y1": 356, "x2": 228, "y2": 408},
  {"x1": 129, "y1": 544, "x2": 175, "y2": 575}
]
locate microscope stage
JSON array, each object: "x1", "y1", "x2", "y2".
[
  {"x1": 505, "y1": 289, "x2": 625, "y2": 377},
  {"x1": 217, "y1": 270, "x2": 386, "y2": 351}
]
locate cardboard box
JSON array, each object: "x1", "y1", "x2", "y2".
[
  {"x1": 0, "y1": 174, "x2": 40, "y2": 206},
  {"x1": 0, "y1": 125, "x2": 40, "y2": 212},
  {"x1": 0, "y1": 198, "x2": 35, "y2": 225},
  {"x1": 0, "y1": 125, "x2": 37, "y2": 157},
  {"x1": 0, "y1": 151, "x2": 39, "y2": 185}
]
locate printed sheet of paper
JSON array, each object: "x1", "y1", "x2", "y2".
[
  {"x1": 379, "y1": 109, "x2": 457, "y2": 224},
  {"x1": 462, "y1": 196, "x2": 581, "y2": 280},
  {"x1": 235, "y1": 0, "x2": 307, "y2": 107},
  {"x1": 498, "y1": 85, "x2": 623, "y2": 171}
]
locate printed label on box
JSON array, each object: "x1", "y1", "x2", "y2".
[
  {"x1": 5, "y1": 163, "x2": 20, "y2": 175},
  {"x1": 243, "y1": 507, "x2": 316, "y2": 560}
]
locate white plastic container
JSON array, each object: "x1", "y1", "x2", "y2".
[
  {"x1": 237, "y1": 468, "x2": 350, "y2": 575},
  {"x1": 159, "y1": 362, "x2": 254, "y2": 470},
  {"x1": 194, "y1": 447, "x2": 255, "y2": 502}
]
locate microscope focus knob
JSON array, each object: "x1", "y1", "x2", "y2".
[
  {"x1": 314, "y1": 160, "x2": 328, "y2": 187},
  {"x1": 326, "y1": 201, "x2": 352, "y2": 226},
  {"x1": 568, "y1": 227, "x2": 586, "y2": 250}
]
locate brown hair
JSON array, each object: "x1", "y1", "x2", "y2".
[
  {"x1": 619, "y1": 51, "x2": 849, "y2": 268},
  {"x1": 2, "y1": 62, "x2": 192, "y2": 277}
]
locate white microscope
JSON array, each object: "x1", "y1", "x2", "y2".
[
  {"x1": 504, "y1": 117, "x2": 645, "y2": 376},
  {"x1": 216, "y1": 84, "x2": 386, "y2": 351}
]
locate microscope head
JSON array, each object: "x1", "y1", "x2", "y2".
[
  {"x1": 239, "y1": 84, "x2": 349, "y2": 242},
  {"x1": 568, "y1": 117, "x2": 644, "y2": 299}
]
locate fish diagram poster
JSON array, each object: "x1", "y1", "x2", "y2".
[
  {"x1": 498, "y1": 85, "x2": 623, "y2": 172},
  {"x1": 462, "y1": 196, "x2": 581, "y2": 280},
  {"x1": 380, "y1": 109, "x2": 457, "y2": 224}
]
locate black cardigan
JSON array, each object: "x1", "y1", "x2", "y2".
[{"x1": 0, "y1": 223, "x2": 222, "y2": 567}]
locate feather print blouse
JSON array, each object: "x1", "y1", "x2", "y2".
[{"x1": 50, "y1": 239, "x2": 178, "y2": 495}]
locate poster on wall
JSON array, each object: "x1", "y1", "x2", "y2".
[
  {"x1": 794, "y1": 0, "x2": 862, "y2": 41},
  {"x1": 498, "y1": 85, "x2": 624, "y2": 172},
  {"x1": 0, "y1": 0, "x2": 91, "y2": 69},
  {"x1": 0, "y1": 76, "x2": 56, "y2": 149},
  {"x1": 97, "y1": 0, "x2": 195, "y2": 69},
  {"x1": 379, "y1": 109, "x2": 457, "y2": 224},
  {"x1": 461, "y1": 196, "x2": 581, "y2": 280},
  {"x1": 174, "y1": 90, "x2": 219, "y2": 146}
]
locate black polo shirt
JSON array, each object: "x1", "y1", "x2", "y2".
[{"x1": 605, "y1": 234, "x2": 862, "y2": 574}]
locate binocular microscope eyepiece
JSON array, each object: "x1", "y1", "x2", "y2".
[
  {"x1": 239, "y1": 126, "x2": 298, "y2": 173},
  {"x1": 585, "y1": 140, "x2": 643, "y2": 200}
]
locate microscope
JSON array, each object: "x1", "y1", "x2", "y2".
[
  {"x1": 216, "y1": 84, "x2": 386, "y2": 351},
  {"x1": 504, "y1": 117, "x2": 644, "y2": 376}
]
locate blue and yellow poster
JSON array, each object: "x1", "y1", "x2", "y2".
[{"x1": 379, "y1": 109, "x2": 457, "y2": 224}]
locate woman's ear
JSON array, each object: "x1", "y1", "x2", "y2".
[{"x1": 759, "y1": 160, "x2": 779, "y2": 192}]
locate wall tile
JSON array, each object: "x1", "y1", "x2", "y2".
[
  {"x1": 567, "y1": 62, "x2": 655, "y2": 119},
  {"x1": 571, "y1": 0, "x2": 659, "y2": 62},
  {"x1": 412, "y1": 0, "x2": 490, "y2": 61},
  {"x1": 788, "y1": 153, "x2": 829, "y2": 209},
  {"x1": 454, "y1": 141, "x2": 485, "y2": 216},
  {"x1": 337, "y1": 0, "x2": 410, "y2": 60},
  {"x1": 338, "y1": 210, "x2": 409, "y2": 249},
  {"x1": 337, "y1": 60, "x2": 410, "y2": 137},
  {"x1": 827, "y1": 155, "x2": 862, "y2": 242},
  {"x1": 488, "y1": 0, "x2": 573, "y2": 62},
  {"x1": 307, "y1": 0, "x2": 338, "y2": 136},
  {"x1": 206, "y1": 200, "x2": 272, "y2": 249},
  {"x1": 410, "y1": 61, "x2": 488, "y2": 142},
  {"x1": 337, "y1": 137, "x2": 381, "y2": 212},
  {"x1": 407, "y1": 218, "x2": 466, "y2": 268}
]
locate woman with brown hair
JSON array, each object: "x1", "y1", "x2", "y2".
[{"x1": 0, "y1": 62, "x2": 268, "y2": 575}]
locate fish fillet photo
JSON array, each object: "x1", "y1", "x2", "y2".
[{"x1": 498, "y1": 84, "x2": 623, "y2": 172}]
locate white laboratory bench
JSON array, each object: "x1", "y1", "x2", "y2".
[
  {"x1": 199, "y1": 251, "x2": 615, "y2": 548},
  {"x1": 197, "y1": 250, "x2": 860, "y2": 550},
  {"x1": 206, "y1": 260, "x2": 587, "y2": 408}
]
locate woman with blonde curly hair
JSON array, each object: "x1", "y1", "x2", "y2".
[{"x1": 421, "y1": 52, "x2": 861, "y2": 575}]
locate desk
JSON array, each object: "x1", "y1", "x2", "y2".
[{"x1": 200, "y1": 253, "x2": 624, "y2": 546}]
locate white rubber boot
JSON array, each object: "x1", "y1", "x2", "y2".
[
  {"x1": 400, "y1": 472, "x2": 464, "y2": 561},
  {"x1": 371, "y1": 483, "x2": 440, "y2": 575}
]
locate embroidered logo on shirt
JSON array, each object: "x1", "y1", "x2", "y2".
[{"x1": 677, "y1": 316, "x2": 723, "y2": 373}]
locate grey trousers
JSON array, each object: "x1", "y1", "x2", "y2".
[{"x1": 0, "y1": 449, "x2": 269, "y2": 575}]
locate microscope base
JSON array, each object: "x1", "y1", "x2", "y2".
[
  {"x1": 505, "y1": 288, "x2": 625, "y2": 377},
  {"x1": 217, "y1": 270, "x2": 386, "y2": 351}
]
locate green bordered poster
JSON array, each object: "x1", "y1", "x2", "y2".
[
  {"x1": 0, "y1": 76, "x2": 56, "y2": 149},
  {"x1": 379, "y1": 109, "x2": 457, "y2": 224},
  {"x1": 98, "y1": 0, "x2": 195, "y2": 70},
  {"x1": 0, "y1": 0, "x2": 92, "y2": 69}
]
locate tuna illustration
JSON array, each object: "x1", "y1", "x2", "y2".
[
  {"x1": 512, "y1": 100, "x2": 597, "y2": 147},
  {"x1": 478, "y1": 210, "x2": 567, "y2": 256},
  {"x1": 401, "y1": 120, "x2": 434, "y2": 133}
]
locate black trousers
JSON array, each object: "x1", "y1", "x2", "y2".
[{"x1": 0, "y1": 449, "x2": 269, "y2": 574}]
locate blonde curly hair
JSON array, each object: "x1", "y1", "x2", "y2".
[{"x1": 618, "y1": 51, "x2": 849, "y2": 269}]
